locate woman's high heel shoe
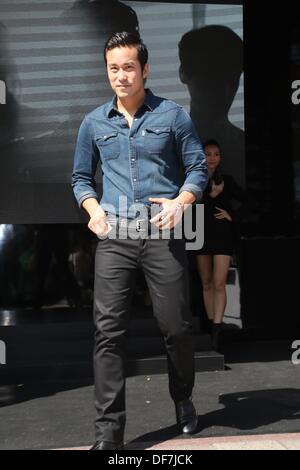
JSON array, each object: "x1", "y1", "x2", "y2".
[{"x1": 211, "y1": 323, "x2": 222, "y2": 352}]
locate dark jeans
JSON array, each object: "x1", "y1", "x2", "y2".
[{"x1": 93, "y1": 237, "x2": 195, "y2": 443}]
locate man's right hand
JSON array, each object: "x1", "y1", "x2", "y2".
[{"x1": 88, "y1": 207, "x2": 111, "y2": 236}]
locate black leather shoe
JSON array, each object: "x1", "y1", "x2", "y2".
[
  {"x1": 90, "y1": 440, "x2": 124, "y2": 450},
  {"x1": 175, "y1": 398, "x2": 198, "y2": 434}
]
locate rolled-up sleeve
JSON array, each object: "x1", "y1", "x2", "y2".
[
  {"x1": 174, "y1": 107, "x2": 208, "y2": 201},
  {"x1": 72, "y1": 116, "x2": 100, "y2": 208}
]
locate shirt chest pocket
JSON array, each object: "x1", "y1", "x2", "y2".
[
  {"x1": 95, "y1": 131, "x2": 120, "y2": 160},
  {"x1": 144, "y1": 126, "x2": 171, "y2": 154}
]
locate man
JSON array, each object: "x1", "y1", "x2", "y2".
[{"x1": 72, "y1": 31, "x2": 208, "y2": 450}]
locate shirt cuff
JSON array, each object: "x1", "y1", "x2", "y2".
[
  {"x1": 77, "y1": 191, "x2": 99, "y2": 208},
  {"x1": 179, "y1": 184, "x2": 203, "y2": 202}
]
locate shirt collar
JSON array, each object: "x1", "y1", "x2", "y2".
[{"x1": 107, "y1": 88, "x2": 155, "y2": 118}]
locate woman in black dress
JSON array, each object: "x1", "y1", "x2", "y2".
[{"x1": 195, "y1": 140, "x2": 245, "y2": 350}]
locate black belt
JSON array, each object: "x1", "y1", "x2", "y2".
[{"x1": 104, "y1": 204, "x2": 178, "y2": 237}]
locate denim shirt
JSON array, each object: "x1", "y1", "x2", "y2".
[{"x1": 72, "y1": 88, "x2": 208, "y2": 219}]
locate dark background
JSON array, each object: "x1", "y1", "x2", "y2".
[
  {"x1": 0, "y1": 0, "x2": 300, "y2": 334},
  {"x1": 240, "y1": 0, "x2": 300, "y2": 330},
  {"x1": 0, "y1": 0, "x2": 244, "y2": 223}
]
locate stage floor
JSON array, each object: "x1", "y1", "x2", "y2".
[{"x1": 0, "y1": 340, "x2": 300, "y2": 450}]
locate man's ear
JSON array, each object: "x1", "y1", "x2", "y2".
[
  {"x1": 142, "y1": 63, "x2": 149, "y2": 79},
  {"x1": 179, "y1": 65, "x2": 187, "y2": 84}
]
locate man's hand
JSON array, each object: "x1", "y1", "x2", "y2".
[
  {"x1": 88, "y1": 207, "x2": 112, "y2": 236},
  {"x1": 148, "y1": 197, "x2": 184, "y2": 230}
]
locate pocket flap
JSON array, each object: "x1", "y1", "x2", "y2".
[
  {"x1": 144, "y1": 126, "x2": 170, "y2": 135},
  {"x1": 96, "y1": 131, "x2": 118, "y2": 142}
]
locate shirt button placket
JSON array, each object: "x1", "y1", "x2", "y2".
[{"x1": 129, "y1": 133, "x2": 139, "y2": 203}]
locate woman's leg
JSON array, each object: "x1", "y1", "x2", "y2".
[
  {"x1": 196, "y1": 255, "x2": 214, "y2": 321},
  {"x1": 212, "y1": 255, "x2": 231, "y2": 324}
]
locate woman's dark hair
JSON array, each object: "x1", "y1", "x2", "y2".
[
  {"x1": 203, "y1": 139, "x2": 221, "y2": 152},
  {"x1": 204, "y1": 140, "x2": 223, "y2": 185},
  {"x1": 103, "y1": 31, "x2": 148, "y2": 71}
]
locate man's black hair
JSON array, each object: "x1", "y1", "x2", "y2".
[{"x1": 104, "y1": 31, "x2": 148, "y2": 70}]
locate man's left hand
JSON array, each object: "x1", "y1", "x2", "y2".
[{"x1": 149, "y1": 197, "x2": 184, "y2": 229}]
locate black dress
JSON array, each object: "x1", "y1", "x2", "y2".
[{"x1": 193, "y1": 174, "x2": 246, "y2": 256}]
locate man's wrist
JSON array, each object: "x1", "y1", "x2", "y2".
[
  {"x1": 175, "y1": 192, "x2": 195, "y2": 209},
  {"x1": 91, "y1": 206, "x2": 106, "y2": 218},
  {"x1": 82, "y1": 198, "x2": 105, "y2": 218},
  {"x1": 174, "y1": 200, "x2": 184, "y2": 210}
]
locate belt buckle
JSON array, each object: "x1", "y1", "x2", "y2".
[{"x1": 136, "y1": 219, "x2": 147, "y2": 232}]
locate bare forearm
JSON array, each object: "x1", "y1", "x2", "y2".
[{"x1": 82, "y1": 198, "x2": 105, "y2": 218}]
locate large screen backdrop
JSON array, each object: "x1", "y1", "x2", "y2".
[{"x1": 0, "y1": 0, "x2": 244, "y2": 223}]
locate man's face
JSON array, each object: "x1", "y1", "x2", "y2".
[{"x1": 106, "y1": 46, "x2": 148, "y2": 100}]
